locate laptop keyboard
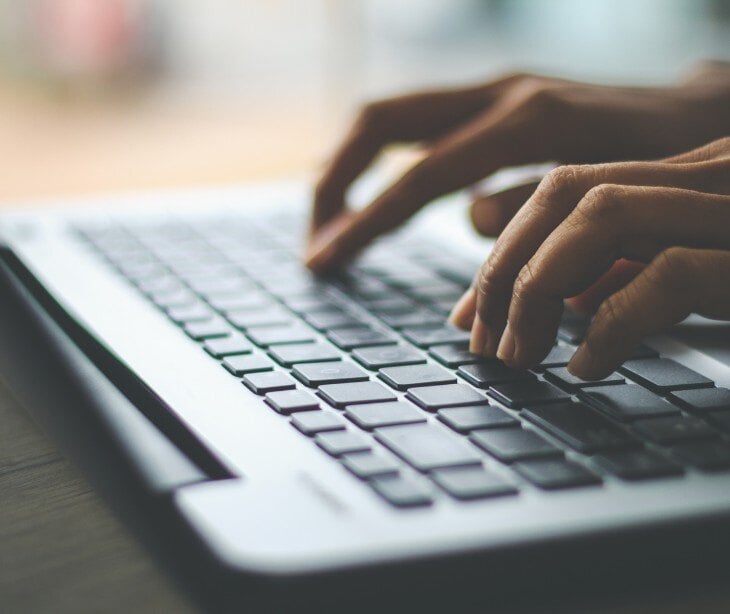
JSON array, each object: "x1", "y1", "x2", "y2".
[{"x1": 73, "y1": 212, "x2": 730, "y2": 508}]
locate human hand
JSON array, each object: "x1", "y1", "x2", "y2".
[
  {"x1": 449, "y1": 137, "x2": 730, "y2": 379},
  {"x1": 306, "y1": 63, "x2": 730, "y2": 272}
]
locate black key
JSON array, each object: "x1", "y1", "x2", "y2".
[
  {"x1": 594, "y1": 450, "x2": 682, "y2": 481},
  {"x1": 202, "y1": 334, "x2": 253, "y2": 358},
  {"x1": 630, "y1": 344, "x2": 659, "y2": 359},
  {"x1": 327, "y1": 327, "x2": 397, "y2": 350},
  {"x1": 406, "y1": 384, "x2": 488, "y2": 410},
  {"x1": 167, "y1": 302, "x2": 214, "y2": 324},
  {"x1": 342, "y1": 452, "x2": 400, "y2": 478},
  {"x1": 183, "y1": 318, "x2": 232, "y2": 340},
  {"x1": 544, "y1": 367, "x2": 625, "y2": 389},
  {"x1": 206, "y1": 293, "x2": 274, "y2": 314},
  {"x1": 428, "y1": 344, "x2": 481, "y2": 368},
  {"x1": 431, "y1": 466, "x2": 518, "y2": 500},
  {"x1": 514, "y1": 459, "x2": 601, "y2": 490},
  {"x1": 379, "y1": 364, "x2": 456, "y2": 390},
  {"x1": 524, "y1": 402, "x2": 637, "y2": 453},
  {"x1": 670, "y1": 441, "x2": 730, "y2": 471},
  {"x1": 352, "y1": 345, "x2": 426, "y2": 370},
  {"x1": 438, "y1": 406, "x2": 517, "y2": 433},
  {"x1": 265, "y1": 389, "x2": 320, "y2": 414},
  {"x1": 242, "y1": 371, "x2": 297, "y2": 394},
  {"x1": 292, "y1": 362, "x2": 369, "y2": 387},
  {"x1": 580, "y1": 385, "x2": 678, "y2": 422},
  {"x1": 370, "y1": 476, "x2": 432, "y2": 507},
  {"x1": 620, "y1": 358, "x2": 714, "y2": 392},
  {"x1": 407, "y1": 284, "x2": 463, "y2": 302},
  {"x1": 534, "y1": 345, "x2": 575, "y2": 369},
  {"x1": 268, "y1": 343, "x2": 341, "y2": 367},
  {"x1": 284, "y1": 296, "x2": 339, "y2": 314},
  {"x1": 222, "y1": 354, "x2": 273, "y2": 376},
  {"x1": 345, "y1": 402, "x2": 426, "y2": 430},
  {"x1": 457, "y1": 361, "x2": 534, "y2": 388},
  {"x1": 379, "y1": 309, "x2": 444, "y2": 329},
  {"x1": 304, "y1": 311, "x2": 363, "y2": 331},
  {"x1": 364, "y1": 296, "x2": 416, "y2": 315},
  {"x1": 375, "y1": 423, "x2": 482, "y2": 471},
  {"x1": 246, "y1": 324, "x2": 316, "y2": 347},
  {"x1": 227, "y1": 308, "x2": 293, "y2": 329},
  {"x1": 633, "y1": 415, "x2": 717, "y2": 444},
  {"x1": 706, "y1": 410, "x2": 730, "y2": 433},
  {"x1": 557, "y1": 313, "x2": 590, "y2": 344},
  {"x1": 319, "y1": 381, "x2": 397, "y2": 408},
  {"x1": 402, "y1": 325, "x2": 471, "y2": 348},
  {"x1": 315, "y1": 431, "x2": 371, "y2": 455},
  {"x1": 430, "y1": 298, "x2": 461, "y2": 316},
  {"x1": 470, "y1": 428, "x2": 562, "y2": 463},
  {"x1": 290, "y1": 411, "x2": 346, "y2": 435},
  {"x1": 488, "y1": 380, "x2": 571, "y2": 409},
  {"x1": 669, "y1": 387, "x2": 730, "y2": 413}
]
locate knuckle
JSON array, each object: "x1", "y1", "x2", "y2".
[
  {"x1": 356, "y1": 101, "x2": 388, "y2": 130},
  {"x1": 578, "y1": 183, "x2": 624, "y2": 221},
  {"x1": 594, "y1": 294, "x2": 627, "y2": 334},
  {"x1": 644, "y1": 247, "x2": 698, "y2": 296},
  {"x1": 511, "y1": 79, "x2": 565, "y2": 113},
  {"x1": 535, "y1": 164, "x2": 588, "y2": 205},
  {"x1": 512, "y1": 260, "x2": 542, "y2": 303}
]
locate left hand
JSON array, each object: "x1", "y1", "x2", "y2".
[{"x1": 449, "y1": 137, "x2": 730, "y2": 379}]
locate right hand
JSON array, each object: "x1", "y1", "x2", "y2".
[{"x1": 305, "y1": 62, "x2": 730, "y2": 273}]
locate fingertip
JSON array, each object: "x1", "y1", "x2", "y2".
[
  {"x1": 448, "y1": 287, "x2": 477, "y2": 329},
  {"x1": 469, "y1": 313, "x2": 489, "y2": 355}
]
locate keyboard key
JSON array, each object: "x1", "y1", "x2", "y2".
[
  {"x1": 379, "y1": 309, "x2": 444, "y2": 329},
  {"x1": 326, "y1": 327, "x2": 397, "y2": 349},
  {"x1": 670, "y1": 441, "x2": 730, "y2": 471},
  {"x1": 242, "y1": 371, "x2": 297, "y2": 394},
  {"x1": 206, "y1": 293, "x2": 273, "y2": 314},
  {"x1": 632, "y1": 415, "x2": 718, "y2": 444},
  {"x1": 438, "y1": 406, "x2": 518, "y2": 433},
  {"x1": 706, "y1": 410, "x2": 730, "y2": 433},
  {"x1": 457, "y1": 361, "x2": 534, "y2": 388},
  {"x1": 222, "y1": 354, "x2": 273, "y2": 376},
  {"x1": 318, "y1": 381, "x2": 397, "y2": 408},
  {"x1": 514, "y1": 459, "x2": 601, "y2": 490},
  {"x1": 523, "y1": 402, "x2": 637, "y2": 453},
  {"x1": 303, "y1": 310, "x2": 363, "y2": 331},
  {"x1": 345, "y1": 402, "x2": 426, "y2": 430},
  {"x1": 364, "y1": 296, "x2": 416, "y2": 315},
  {"x1": 290, "y1": 411, "x2": 346, "y2": 435},
  {"x1": 580, "y1": 385, "x2": 678, "y2": 422},
  {"x1": 428, "y1": 343, "x2": 481, "y2": 368},
  {"x1": 594, "y1": 450, "x2": 682, "y2": 481},
  {"x1": 268, "y1": 343, "x2": 341, "y2": 367},
  {"x1": 669, "y1": 388, "x2": 730, "y2": 413},
  {"x1": 620, "y1": 358, "x2": 714, "y2": 392},
  {"x1": 167, "y1": 302, "x2": 214, "y2": 324},
  {"x1": 226, "y1": 308, "x2": 293, "y2": 329},
  {"x1": 406, "y1": 384, "x2": 488, "y2": 410},
  {"x1": 265, "y1": 389, "x2": 320, "y2": 414},
  {"x1": 534, "y1": 345, "x2": 575, "y2": 369},
  {"x1": 352, "y1": 345, "x2": 426, "y2": 370},
  {"x1": 557, "y1": 312, "x2": 590, "y2": 344},
  {"x1": 378, "y1": 364, "x2": 456, "y2": 390},
  {"x1": 284, "y1": 296, "x2": 340, "y2": 314},
  {"x1": 630, "y1": 344, "x2": 659, "y2": 359},
  {"x1": 202, "y1": 334, "x2": 253, "y2": 358},
  {"x1": 183, "y1": 318, "x2": 232, "y2": 340},
  {"x1": 470, "y1": 428, "x2": 562, "y2": 462},
  {"x1": 488, "y1": 380, "x2": 571, "y2": 409},
  {"x1": 370, "y1": 476, "x2": 432, "y2": 507},
  {"x1": 544, "y1": 367, "x2": 625, "y2": 389},
  {"x1": 342, "y1": 452, "x2": 400, "y2": 478},
  {"x1": 402, "y1": 325, "x2": 471, "y2": 348},
  {"x1": 315, "y1": 431, "x2": 371, "y2": 456},
  {"x1": 431, "y1": 466, "x2": 518, "y2": 500},
  {"x1": 292, "y1": 361, "x2": 369, "y2": 387},
  {"x1": 375, "y1": 423, "x2": 482, "y2": 471},
  {"x1": 246, "y1": 324, "x2": 316, "y2": 347}
]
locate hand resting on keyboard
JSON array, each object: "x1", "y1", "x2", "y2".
[{"x1": 304, "y1": 63, "x2": 730, "y2": 381}]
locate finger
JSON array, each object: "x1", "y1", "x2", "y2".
[
  {"x1": 469, "y1": 182, "x2": 538, "y2": 236},
  {"x1": 307, "y1": 81, "x2": 572, "y2": 272},
  {"x1": 501, "y1": 186, "x2": 730, "y2": 368},
  {"x1": 311, "y1": 83, "x2": 507, "y2": 234},
  {"x1": 474, "y1": 155, "x2": 730, "y2": 357},
  {"x1": 449, "y1": 286, "x2": 477, "y2": 329},
  {"x1": 569, "y1": 247, "x2": 730, "y2": 379},
  {"x1": 566, "y1": 259, "x2": 645, "y2": 315}
]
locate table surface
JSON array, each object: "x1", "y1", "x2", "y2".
[{"x1": 2, "y1": 85, "x2": 730, "y2": 614}]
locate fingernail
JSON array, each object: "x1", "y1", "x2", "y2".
[
  {"x1": 448, "y1": 287, "x2": 476, "y2": 329},
  {"x1": 469, "y1": 313, "x2": 489, "y2": 355},
  {"x1": 496, "y1": 323, "x2": 515, "y2": 363},
  {"x1": 568, "y1": 343, "x2": 594, "y2": 379}
]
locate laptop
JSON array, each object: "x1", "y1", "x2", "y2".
[{"x1": 2, "y1": 180, "x2": 730, "y2": 612}]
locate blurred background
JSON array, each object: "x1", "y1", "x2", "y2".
[{"x1": 0, "y1": 0, "x2": 728, "y2": 202}]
